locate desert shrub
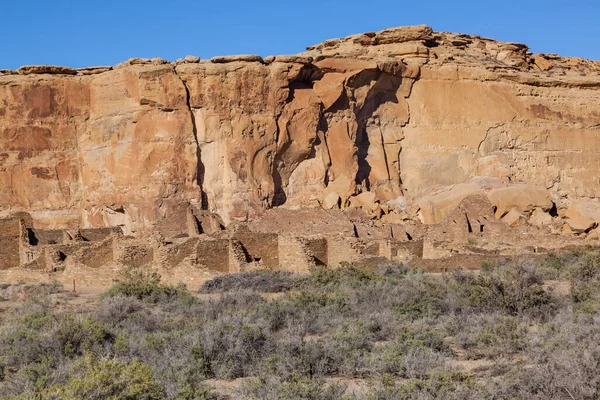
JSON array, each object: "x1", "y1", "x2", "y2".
[
  {"x1": 95, "y1": 295, "x2": 150, "y2": 325},
  {"x1": 0, "y1": 310, "x2": 55, "y2": 370},
  {"x1": 368, "y1": 324, "x2": 451, "y2": 377},
  {"x1": 322, "y1": 320, "x2": 375, "y2": 377},
  {"x1": 50, "y1": 314, "x2": 113, "y2": 358},
  {"x1": 567, "y1": 246, "x2": 600, "y2": 282},
  {"x1": 488, "y1": 311, "x2": 600, "y2": 399},
  {"x1": 454, "y1": 314, "x2": 528, "y2": 359},
  {"x1": 453, "y1": 260, "x2": 553, "y2": 316},
  {"x1": 241, "y1": 375, "x2": 346, "y2": 400},
  {"x1": 364, "y1": 371, "x2": 482, "y2": 400},
  {"x1": 200, "y1": 270, "x2": 304, "y2": 293},
  {"x1": 41, "y1": 354, "x2": 166, "y2": 400},
  {"x1": 379, "y1": 263, "x2": 412, "y2": 277},
  {"x1": 259, "y1": 335, "x2": 331, "y2": 380},
  {"x1": 103, "y1": 266, "x2": 192, "y2": 304},
  {"x1": 198, "y1": 319, "x2": 271, "y2": 379},
  {"x1": 307, "y1": 264, "x2": 379, "y2": 289},
  {"x1": 7, "y1": 253, "x2": 600, "y2": 399}
]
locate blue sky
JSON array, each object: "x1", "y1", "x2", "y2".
[{"x1": 1, "y1": 0, "x2": 598, "y2": 70}]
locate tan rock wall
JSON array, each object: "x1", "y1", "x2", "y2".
[{"x1": 1, "y1": 26, "x2": 600, "y2": 234}]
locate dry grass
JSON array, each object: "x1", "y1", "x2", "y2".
[{"x1": 1, "y1": 248, "x2": 600, "y2": 399}]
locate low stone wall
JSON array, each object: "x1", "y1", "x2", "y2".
[
  {"x1": 0, "y1": 218, "x2": 23, "y2": 270},
  {"x1": 278, "y1": 236, "x2": 314, "y2": 273},
  {"x1": 196, "y1": 239, "x2": 230, "y2": 273},
  {"x1": 80, "y1": 228, "x2": 120, "y2": 242},
  {"x1": 233, "y1": 232, "x2": 279, "y2": 270},
  {"x1": 29, "y1": 229, "x2": 66, "y2": 245},
  {"x1": 78, "y1": 238, "x2": 115, "y2": 269}
]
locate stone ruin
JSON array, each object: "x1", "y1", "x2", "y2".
[
  {"x1": 1, "y1": 25, "x2": 600, "y2": 286},
  {"x1": 2, "y1": 176, "x2": 598, "y2": 288}
]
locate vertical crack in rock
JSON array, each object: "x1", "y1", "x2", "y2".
[
  {"x1": 378, "y1": 125, "x2": 392, "y2": 182},
  {"x1": 398, "y1": 73, "x2": 417, "y2": 195},
  {"x1": 173, "y1": 67, "x2": 208, "y2": 209}
]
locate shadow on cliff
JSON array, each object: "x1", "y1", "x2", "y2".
[{"x1": 351, "y1": 71, "x2": 404, "y2": 190}]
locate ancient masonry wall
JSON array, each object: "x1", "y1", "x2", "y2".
[
  {"x1": 0, "y1": 212, "x2": 432, "y2": 276},
  {"x1": 0, "y1": 218, "x2": 24, "y2": 269}
]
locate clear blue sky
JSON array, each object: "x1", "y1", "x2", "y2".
[{"x1": 1, "y1": 0, "x2": 598, "y2": 70}]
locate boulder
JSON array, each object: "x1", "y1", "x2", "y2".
[
  {"x1": 565, "y1": 201, "x2": 600, "y2": 223},
  {"x1": 501, "y1": 209, "x2": 526, "y2": 227},
  {"x1": 416, "y1": 178, "x2": 508, "y2": 225},
  {"x1": 381, "y1": 212, "x2": 405, "y2": 224},
  {"x1": 529, "y1": 208, "x2": 553, "y2": 226},
  {"x1": 487, "y1": 185, "x2": 553, "y2": 219},
  {"x1": 184, "y1": 55, "x2": 200, "y2": 63},
  {"x1": 387, "y1": 196, "x2": 407, "y2": 214},
  {"x1": 349, "y1": 192, "x2": 377, "y2": 210},
  {"x1": 322, "y1": 192, "x2": 341, "y2": 210},
  {"x1": 566, "y1": 215, "x2": 596, "y2": 233}
]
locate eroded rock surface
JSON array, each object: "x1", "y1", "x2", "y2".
[{"x1": 1, "y1": 25, "x2": 600, "y2": 239}]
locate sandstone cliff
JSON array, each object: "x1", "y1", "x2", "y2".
[{"x1": 1, "y1": 25, "x2": 599, "y2": 235}]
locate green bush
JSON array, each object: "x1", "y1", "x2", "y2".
[
  {"x1": 52, "y1": 314, "x2": 113, "y2": 357},
  {"x1": 455, "y1": 314, "x2": 527, "y2": 359},
  {"x1": 103, "y1": 266, "x2": 192, "y2": 304},
  {"x1": 457, "y1": 260, "x2": 553, "y2": 315},
  {"x1": 42, "y1": 355, "x2": 166, "y2": 400}
]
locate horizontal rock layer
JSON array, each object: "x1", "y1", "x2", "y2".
[{"x1": 1, "y1": 25, "x2": 599, "y2": 234}]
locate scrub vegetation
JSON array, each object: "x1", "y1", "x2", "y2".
[{"x1": 2, "y1": 247, "x2": 600, "y2": 399}]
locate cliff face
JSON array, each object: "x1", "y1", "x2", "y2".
[{"x1": 1, "y1": 25, "x2": 599, "y2": 234}]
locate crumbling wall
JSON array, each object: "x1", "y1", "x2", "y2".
[
  {"x1": 76, "y1": 238, "x2": 115, "y2": 269},
  {"x1": 153, "y1": 203, "x2": 195, "y2": 239},
  {"x1": 306, "y1": 238, "x2": 328, "y2": 266},
  {"x1": 196, "y1": 239, "x2": 230, "y2": 272},
  {"x1": 278, "y1": 236, "x2": 315, "y2": 273},
  {"x1": 326, "y1": 235, "x2": 364, "y2": 267},
  {"x1": 116, "y1": 243, "x2": 154, "y2": 268},
  {"x1": 391, "y1": 240, "x2": 424, "y2": 263},
  {"x1": 190, "y1": 209, "x2": 226, "y2": 236},
  {"x1": 79, "y1": 227, "x2": 121, "y2": 242},
  {"x1": 164, "y1": 237, "x2": 199, "y2": 268},
  {"x1": 28, "y1": 229, "x2": 66, "y2": 245},
  {"x1": 232, "y1": 232, "x2": 279, "y2": 270},
  {"x1": 0, "y1": 218, "x2": 24, "y2": 270}
]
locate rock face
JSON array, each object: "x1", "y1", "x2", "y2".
[{"x1": 1, "y1": 25, "x2": 600, "y2": 235}]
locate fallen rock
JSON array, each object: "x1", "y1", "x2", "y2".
[
  {"x1": 322, "y1": 192, "x2": 341, "y2": 210},
  {"x1": 416, "y1": 178, "x2": 506, "y2": 225},
  {"x1": 501, "y1": 209, "x2": 526, "y2": 227},
  {"x1": 380, "y1": 212, "x2": 406, "y2": 224},
  {"x1": 562, "y1": 223, "x2": 574, "y2": 235},
  {"x1": 487, "y1": 185, "x2": 553, "y2": 219},
  {"x1": 566, "y1": 215, "x2": 596, "y2": 233},
  {"x1": 349, "y1": 192, "x2": 377, "y2": 210},
  {"x1": 529, "y1": 208, "x2": 553, "y2": 226},
  {"x1": 387, "y1": 196, "x2": 407, "y2": 214},
  {"x1": 565, "y1": 201, "x2": 600, "y2": 223}
]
